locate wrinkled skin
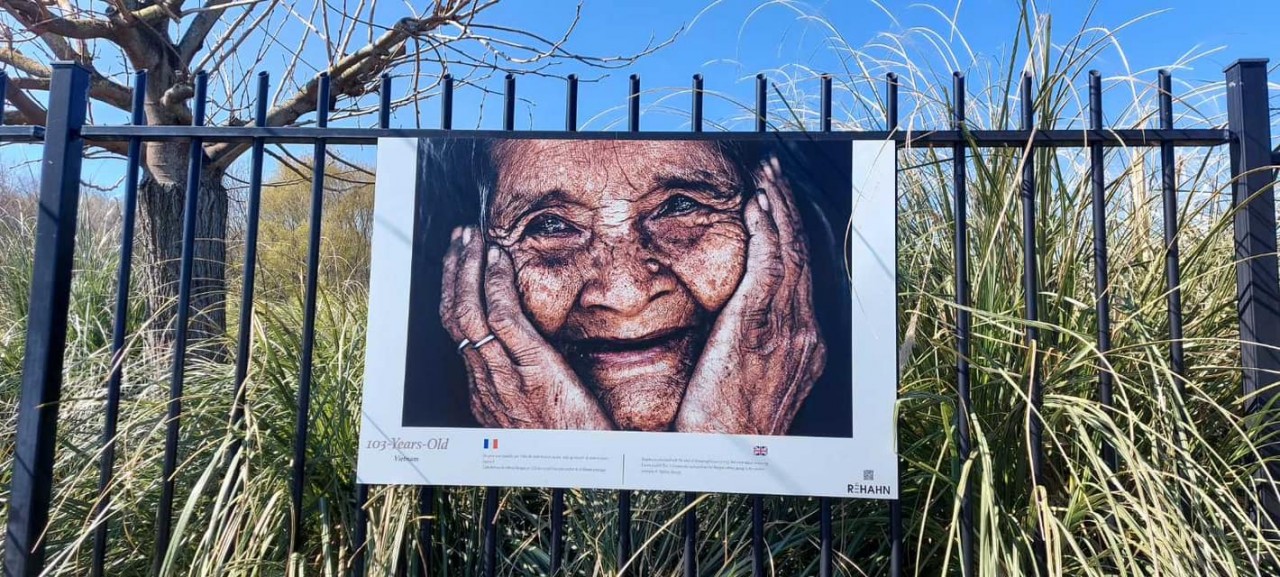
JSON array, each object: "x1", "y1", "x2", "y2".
[
  {"x1": 673, "y1": 157, "x2": 827, "y2": 434},
  {"x1": 438, "y1": 140, "x2": 825, "y2": 433}
]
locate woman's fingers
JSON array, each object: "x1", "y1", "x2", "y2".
[
  {"x1": 452, "y1": 231, "x2": 523, "y2": 380},
  {"x1": 452, "y1": 226, "x2": 490, "y2": 343},
  {"x1": 757, "y1": 155, "x2": 813, "y2": 324},
  {"x1": 445, "y1": 228, "x2": 524, "y2": 420},
  {"x1": 444, "y1": 230, "x2": 594, "y2": 429},
  {"x1": 444, "y1": 228, "x2": 502, "y2": 419},
  {"x1": 439, "y1": 227, "x2": 465, "y2": 341},
  {"x1": 757, "y1": 156, "x2": 801, "y2": 255},
  {"x1": 483, "y1": 246, "x2": 554, "y2": 368},
  {"x1": 452, "y1": 228, "x2": 507, "y2": 372},
  {"x1": 485, "y1": 245, "x2": 612, "y2": 430},
  {"x1": 735, "y1": 189, "x2": 785, "y2": 310}
]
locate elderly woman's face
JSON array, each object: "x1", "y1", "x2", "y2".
[{"x1": 486, "y1": 141, "x2": 749, "y2": 430}]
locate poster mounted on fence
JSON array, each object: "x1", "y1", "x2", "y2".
[{"x1": 357, "y1": 135, "x2": 898, "y2": 499}]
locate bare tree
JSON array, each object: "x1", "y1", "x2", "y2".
[{"x1": 0, "y1": 0, "x2": 666, "y2": 344}]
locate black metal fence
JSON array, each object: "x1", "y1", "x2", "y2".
[{"x1": 2, "y1": 58, "x2": 1279, "y2": 577}]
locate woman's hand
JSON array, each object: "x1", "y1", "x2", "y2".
[
  {"x1": 674, "y1": 157, "x2": 827, "y2": 435},
  {"x1": 440, "y1": 226, "x2": 614, "y2": 430}
]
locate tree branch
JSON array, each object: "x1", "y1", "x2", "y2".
[
  {"x1": 0, "y1": 0, "x2": 120, "y2": 39},
  {"x1": 178, "y1": 0, "x2": 258, "y2": 65},
  {"x1": 3, "y1": 80, "x2": 130, "y2": 154},
  {"x1": 0, "y1": 47, "x2": 50, "y2": 77},
  {"x1": 9, "y1": 75, "x2": 134, "y2": 111},
  {"x1": 206, "y1": 15, "x2": 448, "y2": 168},
  {"x1": 3, "y1": 78, "x2": 45, "y2": 126},
  {"x1": 1, "y1": 46, "x2": 136, "y2": 111},
  {"x1": 2, "y1": 109, "x2": 32, "y2": 125}
]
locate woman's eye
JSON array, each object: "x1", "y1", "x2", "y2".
[
  {"x1": 525, "y1": 214, "x2": 577, "y2": 238},
  {"x1": 655, "y1": 194, "x2": 703, "y2": 218}
]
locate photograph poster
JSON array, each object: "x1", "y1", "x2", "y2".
[{"x1": 357, "y1": 135, "x2": 898, "y2": 499}]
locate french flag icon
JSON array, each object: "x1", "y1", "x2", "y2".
[{"x1": 483, "y1": 438, "x2": 499, "y2": 450}]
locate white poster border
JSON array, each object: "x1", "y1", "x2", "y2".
[{"x1": 356, "y1": 137, "x2": 899, "y2": 499}]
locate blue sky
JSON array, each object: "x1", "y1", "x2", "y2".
[
  {"x1": 435, "y1": 0, "x2": 1280, "y2": 132},
  {"x1": 4, "y1": 0, "x2": 1279, "y2": 189}
]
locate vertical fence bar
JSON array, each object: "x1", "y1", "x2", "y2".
[
  {"x1": 1087, "y1": 69, "x2": 1121, "y2": 575},
  {"x1": 290, "y1": 72, "x2": 332, "y2": 557},
  {"x1": 681, "y1": 489, "x2": 697, "y2": 577},
  {"x1": 355, "y1": 71, "x2": 390, "y2": 577},
  {"x1": 951, "y1": 71, "x2": 975, "y2": 577},
  {"x1": 1019, "y1": 72, "x2": 1047, "y2": 576},
  {"x1": 402, "y1": 78, "x2": 433, "y2": 577},
  {"x1": 441, "y1": 73, "x2": 454, "y2": 130},
  {"x1": 819, "y1": 498, "x2": 831, "y2": 577},
  {"x1": 503, "y1": 73, "x2": 516, "y2": 131},
  {"x1": 617, "y1": 73, "x2": 640, "y2": 574},
  {"x1": 751, "y1": 72, "x2": 768, "y2": 577},
  {"x1": 2, "y1": 62, "x2": 89, "y2": 577},
  {"x1": 1225, "y1": 58, "x2": 1280, "y2": 539},
  {"x1": 1088, "y1": 71, "x2": 1117, "y2": 472},
  {"x1": 152, "y1": 70, "x2": 209, "y2": 574},
  {"x1": 1158, "y1": 70, "x2": 1194, "y2": 524},
  {"x1": 1158, "y1": 70, "x2": 1185, "y2": 391},
  {"x1": 548, "y1": 72, "x2": 576, "y2": 577},
  {"x1": 482, "y1": 485, "x2": 498, "y2": 577},
  {"x1": 379, "y1": 73, "x2": 393, "y2": 129},
  {"x1": 683, "y1": 73, "x2": 703, "y2": 577},
  {"x1": 233, "y1": 72, "x2": 269, "y2": 459},
  {"x1": 432, "y1": 72, "x2": 454, "y2": 577},
  {"x1": 691, "y1": 74, "x2": 703, "y2": 132},
  {"x1": 820, "y1": 74, "x2": 832, "y2": 133},
  {"x1": 354, "y1": 482, "x2": 369, "y2": 577},
  {"x1": 628, "y1": 74, "x2": 640, "y2": 132},
  {"x1": 481, "y1": 73, "x2": 517, "y2": 577},
  {"x1": 755, "y1": 73, "x2": 767, "y2": 132},
  {"x1": 817, "y1": 72, "x2": 836, "y2": 577},
  {"x1": 207, "y1": 69, "x2": 269, "y2": 574},
  {"x1": 550, "y1": 483, "x2": 564, "y2": 576},
  {"x1": 886, "y1": 71, "x2": 903, "y2": 577},
  {"x1": 884, "y1": 73, "x2": 896, "y2": 131},
  {"x1": 90, "y1": 69, "x2": 146, "y2": 577},
  {"x1": 564, "y1": 73, "x2": 578, "y2": 133}
]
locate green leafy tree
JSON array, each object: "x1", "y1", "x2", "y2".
[{"x1": 253, "y1": 159, "x2": 374, "y2": 301}]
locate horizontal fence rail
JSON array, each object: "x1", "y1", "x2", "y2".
[
  {"x1": 1, "y1": 59, "x2": 1278, "y2": 577},
  {"x1": 0, "y1": 126, "x2": 43, "y2": 140},
  {"x1": 75, "y1": 126, "x2": 1232, "y2": 146}
]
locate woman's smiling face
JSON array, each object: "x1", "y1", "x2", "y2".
[{"x1": 485, "y1": 140, "x2": 750, "y2": 431}]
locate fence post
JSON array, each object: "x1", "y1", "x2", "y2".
[
  {"x1": 1225, "y1": 58, "x2": 1280, "y2": 538},
  {"x1": 3, "y1": 62, "x2": 89, "y2": 577}
]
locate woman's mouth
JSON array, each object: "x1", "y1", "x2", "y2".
[
  {"x1": 566, "y1": 327, "x2": 695, "y2": 368},
  {"x1": 561, "y1": 325, "x2": 706, "y2": 431}
]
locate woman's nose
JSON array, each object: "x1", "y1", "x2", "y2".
[{"x1": 578, "y1": 243, "x2": 670, "y2": 317}]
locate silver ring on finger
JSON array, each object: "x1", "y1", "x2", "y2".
[
  {"x1": 472, "y1": 334, "x2": 497, "y2": 349},
  {"x1": 456, "y1": 338, "x2": 473, "y2": 353}
]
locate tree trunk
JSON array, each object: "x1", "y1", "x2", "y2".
[{"x1": 140, "y1": 139, "x2": 228, "y2": 355}]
